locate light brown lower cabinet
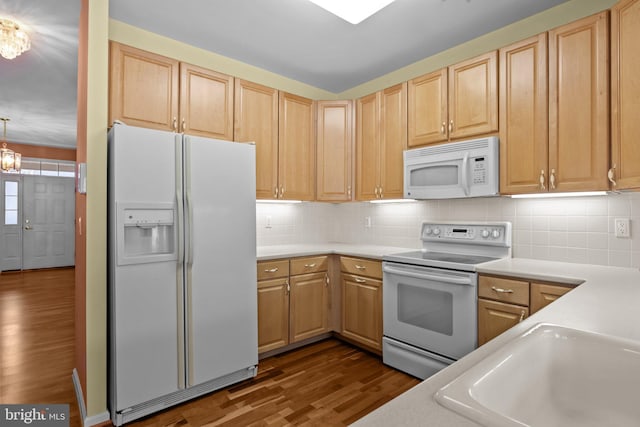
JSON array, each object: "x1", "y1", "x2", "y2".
[
  {"x1": 478, "y1": 274, "x2": 575, "y2": 346},
  {"x1": 478, "y1": 299, "x2": 529, "y2": 346},
  {"x1": 290, "y1": 271, "x2": 329, "y2": 343},
  {"x1": 257, "y1": 256, "x2": 329, "y2": 354},
  {"x1": 340, "y1": 257, "x2": 383, "y2": 351}
]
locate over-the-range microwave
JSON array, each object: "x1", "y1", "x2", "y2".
[{"x1": 404, "y1": 136, "x2": 499, "y2": 199}]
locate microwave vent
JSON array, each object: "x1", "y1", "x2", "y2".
[{"x1": 405, "y1": 137, "x2": 496, "y2": 159}]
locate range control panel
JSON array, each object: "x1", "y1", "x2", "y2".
[{"x1": 421, "y1": 222, "x2": 511, "y2": 246}]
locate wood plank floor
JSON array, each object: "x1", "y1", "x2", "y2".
[
  {"x1": 129, "y1": 339, "x2": 420, "y2": 426},
  {"x1": 1, "y1": 268, "x2": 419, "y2": 427},
  {"x1": 0, "y1": 268, "x2": 81, "y2": 427}
]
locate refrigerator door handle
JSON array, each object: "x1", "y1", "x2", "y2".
[
  {"x1": 184, "y1": 137, "x2": 194, "y2": 268},
  {"x1": 175, "y1": 135, "x2": 186, "y2": 390}
]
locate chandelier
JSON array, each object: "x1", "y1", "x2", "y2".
[
  {"x1": 0, "y1": 18, "x2": 30, "y2": 60},
  {"x1": 1, "y1": 118, "x2": 21, "y2": 172}
]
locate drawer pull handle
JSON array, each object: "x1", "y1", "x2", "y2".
[
  {"x1": 355, "y1": 265, "x2": 366, "y2": 270},
  {"x1": 355, "y1": 277, "x2": 367, "y2": 283},
  {"x1": 519, "y1": 310, "x2": 526, "y2": 322},
  {"x1": 264, "y1": 267, "x2": 279, "y2": 273},
  {"x1": 304, "y1": 263, "x2": 317, "y2": 268},
  {"x1": 491, "y1": 286, "x2": 514, "y2": 294}
]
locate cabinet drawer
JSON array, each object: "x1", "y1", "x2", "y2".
[
  {"x1": 257, "y1": 259, "x2": 289, "y2": 281},
  {"x1": 478, "y1": 275, "x2": 529, "y2": 306},
  {"x1": 290, "y1": 255, "x2": 328, "y2": 275},
  {"x1": 340, "y1": 257, "x2": 382, "y2": 279},
  {"x1": 530, "y1": 282, "x2": 572, "y2": 314}
]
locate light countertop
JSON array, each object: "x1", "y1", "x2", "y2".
[
  {"x1": 354, "y1": 257, "x2": 640, "y2": 426},
  {"x1": 257, "y1": 243, "x2": 415, "y2": 261}
]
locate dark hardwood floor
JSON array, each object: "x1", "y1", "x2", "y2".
[
  {"x1": 0, "y1": 268, "x2": 81, "y2": 427},
  {"x1": 1, "y1": 268, "x2": 419, "y2": 427},
  {"x1": 129, "y1": 339, "x2": 420, "y2": 426}
]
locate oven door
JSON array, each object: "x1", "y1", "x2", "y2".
[{"x1": 382, "y1": 261, "x2": 477, "y2": 360}]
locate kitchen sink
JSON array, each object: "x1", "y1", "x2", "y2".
[{"x1": 435, "y1": 324, "x2": 640, "y2": 427}]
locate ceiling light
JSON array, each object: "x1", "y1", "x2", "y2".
[
  {"x1": 0, "y1": 18, "x2": 31, "y2": 60},
  {"x1": 308, "y1": 0, "x2": 397, "y2": 24},
  {"x1": 510, "y1": 191, "x2": 608, "y2": 199},
  {"x1": 0, "y1": 118, "x2": 22, "y2": 172}
]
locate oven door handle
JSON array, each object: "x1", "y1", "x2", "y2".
[{"x1": 383, "y1": 265, "x2": 473, "y2": 286}]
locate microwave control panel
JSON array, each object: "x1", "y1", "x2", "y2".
[{"x1": 472, "y1": 157, "x2": 487, "y2": 184}]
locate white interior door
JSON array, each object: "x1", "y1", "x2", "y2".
[
  {"x1": 22, "y1": 175, "x2": 75, "y2": 270},
  {"x1": 1, "y1": 175, "x2": 23, "y2": 271}
]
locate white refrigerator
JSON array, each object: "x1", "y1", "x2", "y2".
[{"x1": 108, "y1": 124, "x2": 258, "y2": 425}]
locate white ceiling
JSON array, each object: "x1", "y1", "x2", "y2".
[{"x1": 0, "y1": 0, "x2": 571, "y2": 149}]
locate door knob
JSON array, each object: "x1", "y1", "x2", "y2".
[{"x1": 24, "y1": 225, "x2": 32, "y2": 230}]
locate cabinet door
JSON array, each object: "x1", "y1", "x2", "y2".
[
  {"x1": 278, "y1": 92, "x2": 315, "y2": 201},
  {"x1": 234, "y1": 79, "x2": 279, "y2": 199},
  {"x1": 316, "y1": 100, "x2": 353, "y2": 201},
  {"x1": 478, "y1": 299, "x2": 529, "y2": 346},
  {"x1": 356, "y1": 92, "x2": 381, "y2": 200},
  {"x1": 109, "y1": 42, "x2": 179, "y2": 131},
  {"x1": 290, "y1": 272, "x2": 328, "y2": 343},
  {"x1": 257, "y1": 278, "x2": 289, "y2": 353},
  {"x1": 611, "y1": 0, "x2": 640, "y2": 190},
  {"x1": 379, "y1": 83, "x2": 407, "y2": 199},
  {"x1": 179, "y1": 63, "x2": 233, "y2": 140},
  {"x1": 548, "y1": 12, "x2": 609, "y2": 192},
  {"x1": 530, "y1": 283, "x2": 572, "y2": 314},
  {"x1": 408, "y1": 69, "x2": 448, "y2": 147},
  {"x1": 342, "y1": 274, "x2": 382, "y2": 350},
  {"x1": 448, "y1": 51, "x2": 498, "y2": 140},
  {"x1": 499, "y1": 34, "x2": 549, "y2": 195}
]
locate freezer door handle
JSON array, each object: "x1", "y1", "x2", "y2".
[
  {"x1": 175, "y1": 136, "x2": 185, "y2": 265},
  {"x1": 184, "y1": 137, "x2": 194, "y2": 267}
]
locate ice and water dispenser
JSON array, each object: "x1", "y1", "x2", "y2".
[{"x1": 117, "y1": 203, "x2": 177, "y2": 265}]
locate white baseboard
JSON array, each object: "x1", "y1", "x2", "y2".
[
  {"x1": 73, "y1": 368, "x2": 111, "y2": 427},
  {"x1": 84, "y1": 411, "x2": 111, "y2": 427}
]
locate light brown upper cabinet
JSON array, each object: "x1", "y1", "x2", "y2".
[
  {"x1": 316, "y1": 100, "x2": 353, "y2": 202},
  {"x1": 234, "y1": 79, "x2": 279, "y2": 199},
  {"x1": 408, "y1": 51, "x2": 498, "y2": 148},
  {"x1": 179, "y1": 63, "x2": 234, "y2": 140},
  {"x1": 548, "y1": 11, "x2": 609, "y2": 192},
  {"x1": 109, "y1": 42, "x2": 234, "y2": 140},
  {"x1": 611, "y1": 0, "x2": 640, "y2": 190},
  {"x1": 356, "y1": 83, "x2": 407, "y2": 200},
  {"x1": 499, "y1": 34, "x2": 549, "y2": 194},
  {"x1": 278, "y1": 92, "x2": 316, "y2": 201}
]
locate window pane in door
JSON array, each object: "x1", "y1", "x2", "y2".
[
  {"x1": 5, "y1": 210, "x2": 17, "y2": 225},
  {"x1": 4, "y1": 181, "x2": 18, "y2": 225}
]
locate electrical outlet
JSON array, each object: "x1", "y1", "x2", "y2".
[
  {"x1": 265, "y1": 215, "x2": 272, "y2": 229},
  {"x1": 365, "y1": 216, "x2": 372, "y2": 228},
  {"x1": 614, "y1": 218, "x2": 630, "y2": 238}
]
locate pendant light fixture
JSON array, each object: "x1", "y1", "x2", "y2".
[
  {"x1": 0, "y1": 18, "x2": 31, "y2": 60},
  {"x1": 0, "y1": 118, "x2": 21, "y2": 172}
]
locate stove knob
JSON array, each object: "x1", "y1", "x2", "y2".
[
  {"x1": 424, "y1": 227, "x2": 433, "y2": 236},
  {"x1": 492, "y1": 229, "x2": 501, "y2": 239},
  {"x1": 432, "y1": 228, "x2": 441, "y2": 236},
  {"x1": 481, "y1": 229, "x2": 490, "y2": 238}
]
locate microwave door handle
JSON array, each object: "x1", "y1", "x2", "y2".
[
  {"x1": 383, "y1": 265, "x2": 473, "y2": 286},
  {"x1": 461, "y1": 152, "x2": 470, "y2": 196}
]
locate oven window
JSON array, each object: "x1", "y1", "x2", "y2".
[
  {"x1": 409, "y1": 165, "x2": 458, "y2": 186},
  {"x1": 397, "y1": 283, "x2": 453, "y2": 336}
]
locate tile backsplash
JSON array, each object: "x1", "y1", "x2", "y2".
[{"x1": 256, "y1": 192, "x2": 640, "y2": 268}]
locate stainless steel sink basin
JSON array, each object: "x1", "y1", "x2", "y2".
[{"x1": 435, "y1": 324, "x2": 640, "y2": 427}]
